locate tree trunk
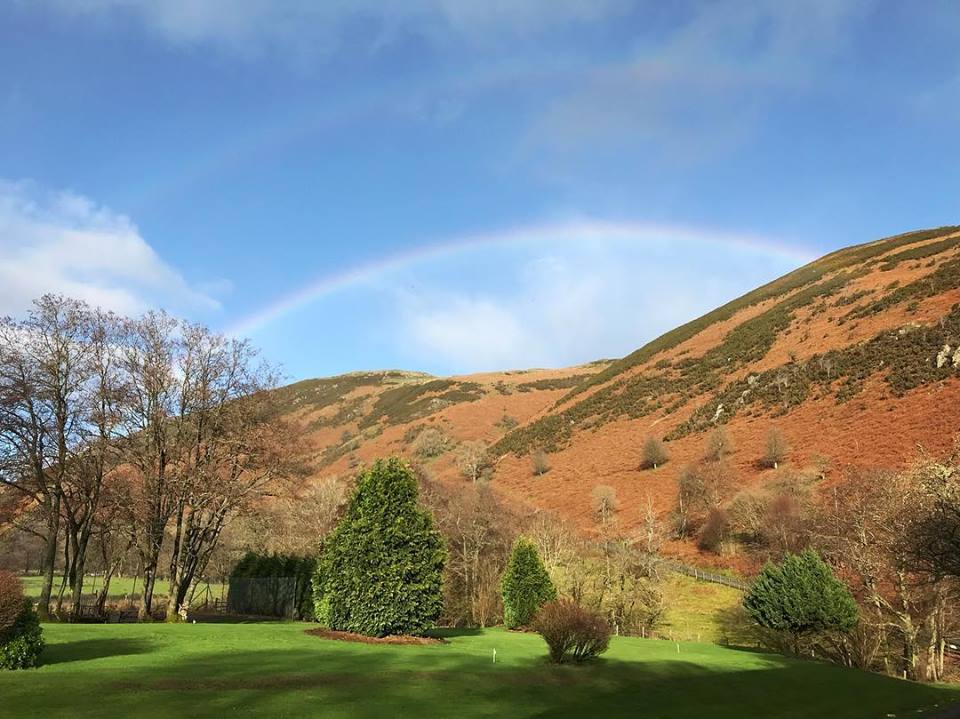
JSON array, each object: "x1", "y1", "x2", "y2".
[{"x1": 37, "y1": 498, "x2": 61, "y2": 618}]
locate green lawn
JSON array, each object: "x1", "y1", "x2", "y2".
[
  {"x1": 0, "y1": 623, "x2": 957, "y2": 718},
  {"x1": 18, "y1": 575, "x2": 226, "y2": 603}
]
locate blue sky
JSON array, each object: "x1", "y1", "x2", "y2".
[{"x1": 1, "y1": 1, "x2": 957, "y2": 380}]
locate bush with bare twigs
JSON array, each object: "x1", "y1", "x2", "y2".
[{"x1": 532, "y1": 599, "x2": 611, "y2": 664}]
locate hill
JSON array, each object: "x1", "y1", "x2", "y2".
[{"x1": 276, "y1": 226, "x2": 960, "y2": 561}]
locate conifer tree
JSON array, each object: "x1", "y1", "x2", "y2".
[
  {"x1": 743, "y1": 549, "x2": 857, "y2": 653},
  {"x1": 314, "y1": 458, "x2": 445, "y2": 636},
  {"x1": 501, "y1": 538, "x2": 556, "y2": 628}
]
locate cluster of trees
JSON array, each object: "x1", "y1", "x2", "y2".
[
  {"x1": 0, "y1": 295, "x2": 298, "y2": 620},
  {"x1": 658, "y1": 423, "x2": 960, "y2": 682}
]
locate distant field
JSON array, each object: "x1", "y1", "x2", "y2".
[
  {"x1": 659, "y1": 574, "x2": 755, "y2": 645},
  {"x1": 0, "y1": 623, "x2": 956, "y2": 718},
  {"x1": 19, "y1": 576, "x2": 226, "y2": 604}
]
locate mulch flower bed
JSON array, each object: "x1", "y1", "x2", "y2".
[{"x1": 305, "y1": 628, "x2": 447, "y2": 645}]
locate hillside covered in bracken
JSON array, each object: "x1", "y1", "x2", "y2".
[{"x1": 277, "y1": 226, "x2": 960, "y2": 561}]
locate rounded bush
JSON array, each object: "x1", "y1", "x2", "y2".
[{"x1": 532, "y1": 599, "x2": 611, "y2": 664}]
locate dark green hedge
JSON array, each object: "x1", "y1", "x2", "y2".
[{"x1": 227, "y1": 553, "x2": 316, "y2": 620}]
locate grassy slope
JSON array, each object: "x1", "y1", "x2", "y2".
[
  {"x1": 659, "y1": 575, "x2": 754, "y2": 645},
  {"x1": 1, "y1": 623, "x2": 957, "y2": 718}
]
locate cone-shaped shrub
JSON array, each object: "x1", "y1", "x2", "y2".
[
  {"x1": 501, "y1": 538, "x2": 556, "y2": 629},
  {"x1": 743, "y1": 549, "x2": 857, "y2": 653},
  {"x1": 314, "y1": 457, "x2": 445, "y2": 636}
]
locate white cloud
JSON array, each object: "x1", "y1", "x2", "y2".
[
  {"x1": 393, "y1": 233, "x2": 799, "y2": 372},
  {"x1": 0, "y1": 179, "x2": 219, "y2": 317}
]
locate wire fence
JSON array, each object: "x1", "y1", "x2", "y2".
[{"x1": 661, "y1": 560, "x2": 750, "y2": 591}]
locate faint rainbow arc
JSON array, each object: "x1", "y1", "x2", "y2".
[{"x1": 225, "y1": 220, "x2": 815, "y2": 338}]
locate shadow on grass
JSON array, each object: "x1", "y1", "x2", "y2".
[
  {"x1": 431, "y1": 627, "x2": 485, "y2": 638},
  {"x1": 188, "y1": 613, "x2": 285, "y2": 624},
  {"x1": 26, "y1": 642, "x2": 959, "y2": 719},
  {"x1": 43, "y1": 638, "x2": 156, "y2": 665}
]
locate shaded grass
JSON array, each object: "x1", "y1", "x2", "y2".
[{"x1": 0, "y1": 623, "x2": 957, "y2": 718}]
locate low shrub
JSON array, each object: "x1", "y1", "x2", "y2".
[{"x1": 533, "y1": 599, "x2": 611, "y2": 664}]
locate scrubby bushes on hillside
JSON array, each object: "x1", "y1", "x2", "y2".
[
  {"x1": 0, "y1": 571, "x2": 43, "y2": 670},
  {"x1": 533, "y1": 599, "x2": 611, "y2": 664},
  {"x1": 501, "y1": 538, "x2": 556, "y2": 629},
  {"x1": 314, "y1": 458, "x2": 445, "y2": 636}
]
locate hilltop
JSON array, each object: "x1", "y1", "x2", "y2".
[{"x1": 275, "y1": 226, "x2": 960, "y2": 560}]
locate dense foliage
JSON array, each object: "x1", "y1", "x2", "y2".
[
  {"x1": 501, "y1": 538, "x2": 556, "y2": 628},
  {"x1": 0, "y1": 572, "x2": 43, "y2": 670},
  {"x1": 227, "y1": 553, "x2": 316, "y2": 619},
  {"x1": 313, "y1": 458, "x2": 445, "y2": 636},
  {"x1": 743, "y1": 550, "x2": 858, "y2": 652},
  {"x1": 533, "y1": 599, "x2": 611, "y2": 664},
  {"x1": 0, "y1": 571, "x2": 23, "y2": 635}
]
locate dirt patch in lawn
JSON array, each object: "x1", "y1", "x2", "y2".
[{"x1": 305, "y1": 628, "x2": 447, "y2": 645}]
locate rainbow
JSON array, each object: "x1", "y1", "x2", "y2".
[{"x1": 225, "y1": 219, "x2": 815, "y2": 338}]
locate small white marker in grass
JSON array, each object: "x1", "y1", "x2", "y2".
[
  {"x1": 676, "y1": 643, "x2": 680, "y2": 654},
  {"x1": 493, "y1": 649, "x2": 497, "y2": 664}
]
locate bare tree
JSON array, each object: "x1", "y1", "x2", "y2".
[
  {"x1": 763, "y1": 428, "x2": 790, "y2": 469},
  {"x1": 455, "y1": 440, "x2": 491, "y2": 483},
  {"x1": 0, "y1": 296, "x2": 94, "y2": 616},
  {"x1": 531, "y1": 449, "x2": 550, "y2": 477},
  {"x1": 704, "y1": 427, "x2": 733, "y2": 462},
  {"x1": 162, "y1": 326, "x2": 297, "y2": 621},
  {"x1": 591, "y1": 485, "x2": 620, "y2": 528},
  {"x1": 640, "y1": 436, "x2": 669, "y2": 470},
  {"x1": 818, "y1": 469, "x2": 953, "y2": 681}
]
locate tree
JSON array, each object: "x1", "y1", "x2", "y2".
[
  {"x1": 455, "y1": 440, "x2": 491, "y2": 483},
  {"x1": 314, "y1": 458, "x2": 445, "y2": 636},
  {"x1": 0, "y1": 296, "x2": 94, "y2": 617},
  {"x1": 640, "y1": 436, "x2": 669, "y2": 470},
  {"x1": 425, "y1": 479, "x2": 517, "y2": 627},
  {"x1": 743, "y1": 550, "x2": 858, "y2": 655},
  {"x1": 763, "y1": 428, "x2": 789, "y2": 469},
  {"x1": 531, "y1": 449, "x2": 550, "y2": 477},
  {"x1": 704, "y1": 427, "x2": 733, "y2": 461},
  {"x1": 674, "y1": 461, "x2": 735, "y2": 538},
  {"x1": 591, "y1": 485, "x2": 620, "y2": 528},
  {"x1": 501, "y1": 538, "x2": 556, "y2": 628},
  {"x1": 819, "y1": 467, "x2": 953, "y2": 681},
  {"x1": 907, "y1": 442, "x2": 960, "y2": 579}
]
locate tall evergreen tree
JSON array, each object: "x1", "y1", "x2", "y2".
[
  {"x1": 743, "y1": 549, "x2": 858, "y2": 653},
  {"x1": 314, "y1": 458, "x2": 445, "y2": 636},
  {"x1": 501, "y1": 538, "x2": 556, "y2": 629}
]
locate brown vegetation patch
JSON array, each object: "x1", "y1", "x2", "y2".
[{"x1": 305, "y1": 627, "x2": 447, "y2": 645}]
